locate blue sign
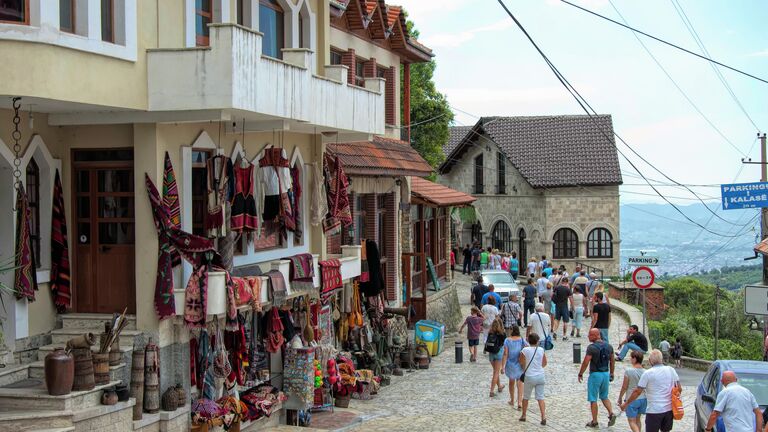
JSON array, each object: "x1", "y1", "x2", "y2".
[{"x1": 721, "y1": 182, "x2": 768, "y2": 210}]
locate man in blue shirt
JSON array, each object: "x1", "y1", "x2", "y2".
[
  {"x1": 543, "y1": 264, "x2": 553, "y2": 278},
  {"x1": 509, "y1": 252, "x2": 520, "y2": 280},
  {"x1": 522, "y1": 279, "x2": 537, "y2": 327},
  {"x1": 481, "y1": 284, "x2": 502, "y2": 307}
]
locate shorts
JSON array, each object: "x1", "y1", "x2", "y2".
[
  {"x1": 645, "y1": 411, "x2": 673, "y2": 432},
  {"x1": 587, "y1": 371, "x2": 610, "y2": 402},
  {"x1": 554, "y1": 303, "x2": 570, "y2": 322},
  {"x1": 626, "y1": 398, "x2": 647, "y2": 418},
  {"x1": 523, "y1": 374, "x2": 545, "y2": 400},
  {"x1": 468, "y1": 339, "x2": 479, "y2": 347},
  {"x1": 489, "y1": 350, "x2": 503, "y2": 362}
]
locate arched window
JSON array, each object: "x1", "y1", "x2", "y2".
[
  {"x1": 553, "y1": 228, "x2": 578, "y2": 259},
  {"x1": 26, "y1": 158, "x2": 41, "y2": 268},
  {"x1": 471, "y1": 222, "x2": 482, "y2": 245},
  {"x1": 587, "y1": 228, "x2": 613, "y2": 258},
  {"x1": 491, "y1": 221, "x2": 512, "y2": 253},
  {"x1": 518, "y1": 228, "x2": 526, "y2": 265}
]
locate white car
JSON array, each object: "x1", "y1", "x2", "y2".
[{"x1": 475, "y1": 270, "x2": 521, "y2": 304}]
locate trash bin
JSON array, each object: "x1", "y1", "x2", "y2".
[
  {"x1": 415, "y1": 320, "x2": 445, "y2": 356},
  {"x1": 573, "y1": 342, "x2": 581, "y2": 364},
  {"x1": 455, "y1": 341, "x2": 463, "y2": 363}
]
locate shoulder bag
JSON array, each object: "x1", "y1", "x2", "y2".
[
  {"x1": 520, "y1": 346, "x2": 539, "y2": 383},
  {"x1": 536, "y1": 313, "x2": 554, "y2": 351},
  {"x1": 671, "y1": 374, "x2": 684, "y2": 420}
]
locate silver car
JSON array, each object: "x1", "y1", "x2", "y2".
[{"x1": 475, "y1": 270, "x2": 520, "y2": 304}]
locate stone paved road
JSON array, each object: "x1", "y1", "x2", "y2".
[{"x1": 346, "y1": 273, "x2": 698, "y2": 431}]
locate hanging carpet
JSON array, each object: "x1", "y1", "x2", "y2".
[
  {"x1": 14, "y1": 183, "x2": 37, "y2": 301},
  {"x1": 162, "y1": 152, "x2": 182, "y2": 267},
  {"x1": 50, "y1": 169, "x2": 71, "y2": 311}
]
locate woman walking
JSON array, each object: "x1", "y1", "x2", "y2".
[
  {"x1": 501, "y1": 325, "x2": 528, "y2": 409},
  {"x1": 519, "y1": 333, "x2": 548, "y2": 425},
  {"x1": 481, "y1": 296, "x2": 500, "y2": 344},
  {"x1": 486, "y1": 319, "x2": 506, "y2": 397},
  {"x1": 572, "y1": 286, "x2": 587, "y2": 338},
  {"x1": 617, "y1": 351, "x2": 647, "y2": 432}
]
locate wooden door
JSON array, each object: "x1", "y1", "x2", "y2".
[{"x1": 72, "y1": 149, "x2": 136, "y2": 314}]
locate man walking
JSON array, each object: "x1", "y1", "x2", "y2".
[
  {"x1": 622, "y1": 349, "x2": 681, "y2": 432},
  {"x1": 471, "y1": 276, "x2": 489, "y2": 309},
  {"x1": 462, "y1": 244, "x2": 472, "y2": 275},
  {"x1": 591, "y1": 292, "x2": 612, "y2": 344},
  {"x1": 552, "y1": 280, "x2": 573, "y2": 341},
  {"x1": 509, "y1": 252, "x2": 519, "y2": 280},
  {"x1": 527, "y1": 303, "x2": 551, "y2": 339},
  {"x1": 586, "y1": 273, "x2": 601, "y2": 314},
  {"x1": 578, "y1": 328, "x2": 617, "y2": 428},
  {"x1": 523, "y1": 278, "x2": 537, "y2": 327},
  {"x1": 527, "y1": 258, "x2": 537, "y2": 278},
  {"x1": 704, "y1": 371, "x2": 763, "y2": 432},
  {"x1": 480, "y1": 247, "x2": 490, "y2": 270},
  {"x1": 481, "y1": 284, "x2": 502, "y2": 307},
  {"x1": 500, "y1": 293, "x2": 523, "y2": 336},
  {"x1": 471, "y1": 244, "x2": 481, "y2": 272},
  {"x1": 617, "y1": 325, "x2": 649, "y2": 361},
  {"x1": 659, "y1": 339, "x2": 671, "y2": 365}
]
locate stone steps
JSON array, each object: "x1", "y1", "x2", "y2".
[
  {"x1": 0, "y1": 409, "x2": 74, "y2": 432},
  {"x1": 60, "y1": 313, "x2": 137, "y2": 331},
  {"x1": 50, "y1": 328, "x2": 143, "y2": 347},
  {"x1": 0, "y1": 380, "x2": 121, "y2": 412},
  {"x1": 0, "y1": 363, "x2": 33, "y2": 387}
]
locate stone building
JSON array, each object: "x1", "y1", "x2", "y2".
[{"x1": 438, "y1": 115, "x2": 623, "y2": 277}]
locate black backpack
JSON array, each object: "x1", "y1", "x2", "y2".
[
  {"x1": 594, "y1": 342, "x2": 611, "y2": 372},
  {"x1": 484, "y1": 333, "x2": 503, "y2": 354}
]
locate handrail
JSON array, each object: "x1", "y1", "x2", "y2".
[{"x1": 575, "y1": 262, "x2": 604, "y2": 281}]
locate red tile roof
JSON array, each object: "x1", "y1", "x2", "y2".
[
  {"x1": 328, "y1": 136, "x2": 433, "y2": 177},
  {"x1": 411, "y1": 177, "x2": 476, "y2": 207}
]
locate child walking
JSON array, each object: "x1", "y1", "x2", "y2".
[{"x1": 459, "y1": 306, "x2": 485, "y2": 362}]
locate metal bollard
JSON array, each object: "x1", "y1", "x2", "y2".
[
  {"x1": 573, "y1": 342, "x2": 581, "y2": 364},
  {"x1": 455, "y1": 341, "x2": 463, "y2": 363}
]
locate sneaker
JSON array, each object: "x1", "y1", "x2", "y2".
[
  {"x1": 608, "y1": 413, "x2": 617, "y2": 427},
  {"x1": 552, "y1": 333, "x2": 557, "y2": 340},
  {"x1": 563, "y1": 336, "x2": 569, "y2": 341}
]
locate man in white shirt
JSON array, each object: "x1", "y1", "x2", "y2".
[
  {"x1": 621, "y1": 349, "x2": 681, "y2": 432},
  {"x1": 527, "y1": 259, "x2": 537, "y2": 278},
  {"x1": 527, "y1": 303, "x2": 551, "y2": 339},
  {"x1": 705, "y1": 371, "x2": 763, "y2": 432}
]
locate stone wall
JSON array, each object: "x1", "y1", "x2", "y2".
[
  {"x1": 607, "y1": 283, "x2": 665, "y2": 320},
  {"x1": 426, "y1": 282, "x2": 462, "y2": 334}
]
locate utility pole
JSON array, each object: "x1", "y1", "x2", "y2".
[
  {"x1": 762, "y1": 133, "x2": 768, "y2": 355},
  {"x1": 714, "y1": 282, "x2": 720, "y2": 361}
]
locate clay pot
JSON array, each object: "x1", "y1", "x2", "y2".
[
  {"x1": 101, "y1": 388, "x2": 118, "y2": 405},
  {"x1": 44, "y1": 348, "x2": 74, "y2": 396},
  {"x1": 115, "y1": 384, "x2": 130, "y2": 402}
]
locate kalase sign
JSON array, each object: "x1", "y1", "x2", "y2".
[{"x1": 721, "y1": 182, "x2": 768, "y2": 210}]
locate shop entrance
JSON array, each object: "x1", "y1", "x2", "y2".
[{"x1": 72, "y1": 149, "x2": 136, "y2": 314}]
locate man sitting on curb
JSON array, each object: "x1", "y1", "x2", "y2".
[{"x1": 617, "y1": 325, "x2": 649, "y2": 361}]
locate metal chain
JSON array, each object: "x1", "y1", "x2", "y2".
[{"x1": 11, "y1": 97, "x2": 22, "y2": 211}]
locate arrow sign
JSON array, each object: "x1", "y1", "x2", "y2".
[
  {"x1": 627, "y1": 256, "x2": 660, "y2": 266},
  {"x1": 721, "y1": 182, "x2": 768, "y2": 210}
]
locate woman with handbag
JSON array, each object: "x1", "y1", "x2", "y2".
[
  {"x1": 518, "y1": 332, "x2": 548, "y2": 426},
  {"x1": 500, "y1": 325, "x2": 528, "y2": 410},
  {"x1": 485, "y1": 319, "x2": 506, "y2": 397}
]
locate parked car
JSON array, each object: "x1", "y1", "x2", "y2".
[
  {"x1": 472, "y1": 270, "x2": 520, "y2": 305},
  {"x1": 694, "y1": 360, "x2": 768, "y2": 432}
]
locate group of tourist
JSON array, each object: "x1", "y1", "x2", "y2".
[
  {"x1": 461, "y1": 243, "x2": 523, "y2": 276},
  {"x1": 460, "y1": 256, "x2": 767, "y2": 431}
]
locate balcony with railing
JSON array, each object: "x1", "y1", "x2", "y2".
[{"x1": 148, "y1": 24, "x2": 386, "y2": 135}]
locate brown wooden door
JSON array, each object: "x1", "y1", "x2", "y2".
[{"x1": 73, "y1": 150, "x2": 136, "y2": 314}]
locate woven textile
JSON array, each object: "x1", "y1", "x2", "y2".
[
  {"x1": 291, "y1": 164, "x2": 303, "y2": 241},
  {"x1": 183, "y1": 265, "x2": 208, "y2": 329},
  {"x1": 205, "y1": 155, "x2": 234, "y2": 238},
  {"x1": 14, "y1": 184, "x2": 37, "y2": 301},
  {"x1": 322, "y1": 154, "x2": 352, "y2": 232},
  {"x1": 50, "y1": 170, "x2": 71, "y2": 311},
  {"x1": 310, "y1": 162, "x2": 328, "y2": 227},
  {"x1": 162, "y1": 152, "x2": 182, "y2": 267},
  {"x1": 266, "y1": 270, "x2": 287, "y2": 306},
  {"x1": 319, "y1": 259, "x2": 342, "y2": 302},
  {"x1": 288, "y1": 253, "x2": 314, "y2": 293}
]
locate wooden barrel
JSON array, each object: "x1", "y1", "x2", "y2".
[
  {"x1": 109, "y1": 337, "x2": 121, "y2": 366},
  {"x1": 72, "y1": 348, "x2": 95, "y2": 391},
  {"x1": 143, "y1": 343, "x2": 160, "y2": 414},
  {"x1": 92, "y1": 352, "x2": 110, "y2": 385},
  {"x1": 130, "y1": 349, "x2": 144, "y2": 420}
]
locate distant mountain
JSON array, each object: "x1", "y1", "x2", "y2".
[{"x1": 620, "y1": 202, "x2": 760, "y2": 275}]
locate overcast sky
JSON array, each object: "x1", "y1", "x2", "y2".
[{"x1": 396, "y1": 0, "x2": 768, "y2": 208}]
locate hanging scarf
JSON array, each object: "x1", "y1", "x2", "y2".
[
  {"x1": 245, "y1": 277, "x2": 263, "y2": 312},
  {"x1": 196, "y1": 329, "x2": 211, "y2": 392},
  {"x1": 266, "y1": 270, "x2": 287, "y2": 307},
  {"x1": 146, "y1": 174, "x2": 216, "y2": 320},
  {"x1": 360, "y1": 238, "x2": 369, "y2": 283},
  {"x1": 287, "y1": 253, "x2": 314, "y2": 293},
  {"x1": 162, "y1": 152, "x2": 182, "y2": 267},
  {"x1": 322, "y1": 153, "x2": 352, "y2": 233},
  {"x1": 190, "y1": 336, "x2": 198, "y2": 387},
  {"x1": 184, "y1": 265, "x2": 209, "y2": 329},
  {"x1": 205, "y1": 155, "x2": 234, "y2": 238},
  {"x1": 291, "y1": 164, "x2": 303, "y2": 241},
  {"x1": 14, "y1": 184, "x2": 37, "y2": 301},
  {"x1": 50, "y1": 170, "x2": 71, "y2": 311},
  {"x1": 310, "y1": 162, "x2": 328, "y2": 227},
  {"x1": 223, "y1": 270, "x2": 239, "y2": 331}
]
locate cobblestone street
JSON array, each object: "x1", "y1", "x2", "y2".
[{"x1": 346, "y1": 273, "x2": 697, "y2": 431}]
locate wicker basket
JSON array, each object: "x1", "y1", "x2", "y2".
[{"x1": 334, "y1": 395, "x2": 350, "y2": 408}]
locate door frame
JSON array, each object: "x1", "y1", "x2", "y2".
[{"x1": 70, "y1": 148, "x2": 135, "y2": 313}]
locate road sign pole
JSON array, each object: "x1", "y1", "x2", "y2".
[
  {"x1": 761, "y1": 133, "x2": 768, "y2": 356},
  {"x1": 642, "y1": 288, "x2": 647, "y2": 337},
  {"x1": 715, "y1": 283, "x2": 720, "y2": 361}
]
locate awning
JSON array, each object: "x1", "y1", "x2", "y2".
[
  {"x1": 410, "y1": 177, "x2": 476, "y2": 207},
  {"x1": 328, "y1": 136, "x2": 433, "y2": 177},
  {"x1": 755, "y1": 237, "x2": 768, "y2": 257}
]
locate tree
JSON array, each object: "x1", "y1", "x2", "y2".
[{"x1": 401, "y1": 15, "x2": 454, "y2": 173}]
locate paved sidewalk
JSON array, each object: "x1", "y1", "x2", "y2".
[{"x1": 343, "y1": 273, "x2": 696, "y2": 431}]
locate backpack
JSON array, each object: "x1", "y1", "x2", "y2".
[
  {"x1": 594, "y1": 342, "x2": 611, "y2": 372},
  {"x1": 484, "y1": 333, "x2": 503, "y2": 354}
]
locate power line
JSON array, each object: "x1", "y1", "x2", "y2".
[
  {"x1": 557, "y1": 0, "x2": 768, "y2": 85},
  {"x1": 669, "y1": 0, "x2": 760, "y2": 131},
  {"x1": 494, "y1": 0, "x2": 746, "y2": 235},
  {"x1": 607, "y1": 0, "x2": 750, "y2": 157}
]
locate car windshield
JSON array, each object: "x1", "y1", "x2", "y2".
[
  {"x1": 735, "y1": 373, "x2": 768, "y2": 405},
  {"x1": 484, "y1": 273, "x2": 515, "y2": 285}
]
